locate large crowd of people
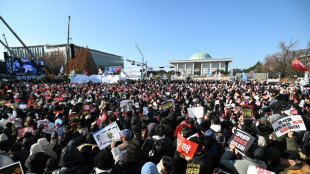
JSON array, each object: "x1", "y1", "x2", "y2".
[{"x1": 0, "y1": 79, "x2": 309, "y2": 174}]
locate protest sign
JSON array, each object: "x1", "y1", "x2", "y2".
[
  {"x1": 68, "y1": 113, "x2": 79, "y2": 121},
  {"x1": 44, "y1": 122, "x2": 55, "y2": 134},
  {"x1": 247, "y1": 165, "x2": 275, "y2": 174},
  {"x1": 174, "y1": 122, "x2": 191, "y2": 137},
  {"x1": 185, "y1": 162, "x2": 200, "y2": 174},
  {"x1": 187, "y1": 107, "x2": 204, "y2": 118},
  {"x1": 143, "y1": 107, "x2": 148, "y2": 115},
  {"x1": 19, "y1": 104, "x2": 26, "y2": 109},
  {"x1": 92, "y1": 122, "x2": 122, "y2": 150},
  {"x1": 17, "y1": 126, "x2": 34, "y2": 138},
  {"x1": 54, "y1": 97, "x2": 64, "y2": 102},
  {"x1": 120, "y1": 100, "x2": 134, "y2": 112},
  {"x1": 0, "y1": 161, "x2": 24, "y2": 174},
  {"x1": 227, "y1": 129, "x2": 255, "y2": 154},
  {"x1": 272, "y1": 115, "x2": 306, "y2": 137},
  {"x1": 177, "y1": 133, "x2": 198, "y2": 160},
  {"x1": 162, "y1": 100, "x2": 173, "y2": 111},
  {"x1": 242, "y1": 105, "x2": 253, "y2": 118}
]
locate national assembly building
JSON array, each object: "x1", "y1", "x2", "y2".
[{"x1": 169, "y1": 52, "x2": 233, "y2": 76}]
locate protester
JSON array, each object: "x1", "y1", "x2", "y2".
[{"x1": 0, "y1": 79, "x2": 309, "y2": 174}]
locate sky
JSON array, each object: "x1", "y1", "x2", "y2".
[{"x1": 0, "y1": 0, "x2": 309, "y2": 71}]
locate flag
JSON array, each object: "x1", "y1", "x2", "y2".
[
  {"x1": 214, "y1": 72, "x2": 218, "y2": 80},
  {"x1": 207, "y1": 69, "x2": 211, "y2": 77},
  {"x1": 218, "y1": 71, "x2": 221, "y2": 78},
  {"x1": 60, "y1": 66, "x2": 64, "y2": 73},
  {"x1": 104, "y1": 69, "x2": 107, "y2": 76},
  {"x1": 292, "y1": 58, "x2": 308, "y2": 72},
  {"x1": 98, "y1": 68, "x2": 103, "y2": 75},
  {"x1": 115, "y1": 66, "x2": 120, "y2": 72},
  {"x1": 242, "y1": 72, "x2": 247, "y2": 82}
]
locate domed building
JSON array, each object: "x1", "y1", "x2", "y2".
[{"x1": 169, "y1": 52, "x2": 233, "y2": 76}]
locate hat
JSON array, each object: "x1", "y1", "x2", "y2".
[
  {"x1": 248, "y1": 144, "x2": 264, "y2": 159},
  {"x1": 121, "y1": 129, "x2": 133, "y2": 140},
  {"x1": 268, "y1": 114, "x2": 282, "y2": 123},
  {"x1": 280, "y1": 150, "x2": 301, "y2": 161},
  {"x1": 38, "y1": 138, "x2": 49, "y2": 147},
  {"x1": 141, "y1": 162, "x2": 159, "y2": 174},
  {"x1": 30, "y1": 143, "x2": 44, "y2": 155}
]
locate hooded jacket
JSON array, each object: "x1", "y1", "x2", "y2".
[{"x1": 52, "y1": 145, "x2": 90, "y2": 174}]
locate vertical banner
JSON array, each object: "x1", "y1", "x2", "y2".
[
  {"x1": 187, "y1": 107, "x2": 204, "y2": 119},
  {"x1": 92, "y1": 122, "x2": 122, "y2": 150},
  {"x1": 227, "y1": 129, "x2": 255, "y2": 154},
  {"x1": 177, "y1": 133, "x2": 198, "y2": 161},
  {"x1": 242, "y1": 105, "x2": 253, "y2": 118},
  {"x1": 272, "y1": 115, "x2": 306, "y2": 137}
]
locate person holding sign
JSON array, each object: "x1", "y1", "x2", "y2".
[
  {"x1": 220, "y1": 142, "x2": 267, "y2": 174},
  {"x1": 271, "y1": 130, "x2": 310, "y2": 173}
]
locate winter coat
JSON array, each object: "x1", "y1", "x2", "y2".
[
  {"x1": 12, "y1": 149, "x2": 30, "y2": 171},
  {"x1": 25, "y1": 152, "x2": 51, "y2": 174},
  {"x1": 186, "y1": 152, "x2": 214, "y2": 174},
  {"x1": 220, "y1": 149, "x2": 267, "y2": 174},
  {"x1": 52, "y1": 145, "x2": 90, "y2": 174}
]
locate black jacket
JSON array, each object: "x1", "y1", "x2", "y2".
[
  {"x1": 52, "y1": 145, "x2": 90, "y2": 174},
  {"x1": 25, "y1": 152, "x2": 51, "y2": 174}
]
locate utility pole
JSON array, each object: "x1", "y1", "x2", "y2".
[
  {"x1": 66, "y1": 16, "x2": 71, "y2": 75},
  {"x1": 0, "y1": 16, "x2": 36, "y2": 60},
  {"x1": 135, "y1": 44, "x2": 144, "y2": 80}
]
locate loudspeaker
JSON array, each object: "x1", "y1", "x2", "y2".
[
  {"x1": 70, "y1": 44, "x2": 75, "y2": 58},
  {"x1": 3, "y1": 52, "x2": 8, "y2": 59}
]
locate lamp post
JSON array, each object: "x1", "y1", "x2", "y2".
[{"x1": 135, "y1": 44, "x2": 145, "y2": 80}]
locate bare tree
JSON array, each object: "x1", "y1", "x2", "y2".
[{"x1": 42, "y1": 50, "x2": 66, "y2": 75}]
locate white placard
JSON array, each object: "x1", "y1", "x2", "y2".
[
  {"x1": 247, "y1": 164, "x2": 275, "y2": 174},
  {"x1": 143, "y1": 107, "x2": 148, "y2": 115},
  {"x1": 272, "y1": 115, "x2": 307, "y2": 137},
  {"x1": 120, "y1": 100, "x2": 134, "y2": 112},
  {"x1": 92, "y1": 122, "x2": 121, "y2": 150},
  {"x1": 187, "y1": 107, "x2": 204, "y2": 118}
]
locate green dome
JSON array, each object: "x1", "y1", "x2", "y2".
[{"x1": 188, "y1": 52, "x2": 212, "y2": 60}]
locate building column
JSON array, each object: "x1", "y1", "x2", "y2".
[
  {"x1": 209, "y1": 63, "x2": 212, "y2": 73},
  {"x1": 184, "y1": 63, "x2": 187, "y2": 75},
  {"x1": 201, "y1": 62, "x2": 203, "y2": 75},
  {"x1": 219, "y1": 62, "x2": 221, "y2": 70},
  {"x1": 176, "y1": 64, "x2": 178, "y2": 72},
  {"x1": 228, "y1": 62, "x2": 230, "y2": 71},
  {"x1": 192, "y1": 63, "x2": 194, "y2": 75}
]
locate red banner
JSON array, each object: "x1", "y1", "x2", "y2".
[
  {"x1": 177, "y1": 133, "x2": 198, "y2": 160},
  {"x1": 292, "y1": 58, "x2": 308, "y2": 72}
]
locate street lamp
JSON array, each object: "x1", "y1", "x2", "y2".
[{"x1": 135, "y1": 44, "x2": 145, "y2": 80}]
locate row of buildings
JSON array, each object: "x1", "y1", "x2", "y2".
[{"x1": 7, "y1": 44, "x2": 233, "y2": 76}]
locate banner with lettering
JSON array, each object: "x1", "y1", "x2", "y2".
[
  {"x1": 177, "y1": 133, "x2": 198, "y2": 161},
  {"x1": 247, "y1": 165, "x2": 275, "y2": 174},
  {"x1": 242, "y1": 105, "x2": 253, "y2": 118},
  {"x1": 227, "y1": 129, "x2": 255, "y2": 154},
  {"x1": 272, "y1": 115, "x2": 306, "y2": 137},
  {"x1": 162, "y1": 100, "x2": 173, "y2": 111},
  {"x1": 92, "y1": 122, "x2": 122, "y2": 150}
]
